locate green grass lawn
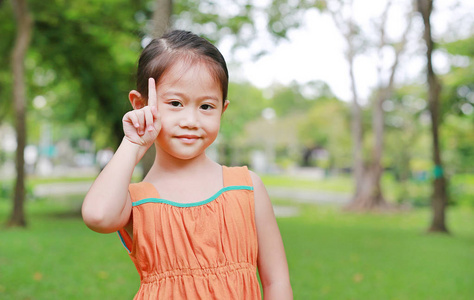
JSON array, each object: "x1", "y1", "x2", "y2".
[
  {"x1": 261, "y1": 173, "x2": 354, "y2": 193},
  {"x1": 1, "y1": 196, "x2": 473, "y2": 299},
  {"x1": 280, "y1": 203, "x2": 474, "y2": 299},
  {"x1": 262, "y1": 172, "x2": 474, "y2": 207}
]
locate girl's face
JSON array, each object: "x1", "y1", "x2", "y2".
[{"x1": 154, "y1": 60, "x2": 229, "y2": 161}]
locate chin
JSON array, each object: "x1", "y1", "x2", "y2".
[
  {"x1": 166, "y1": 149, "x2": 206, "y2": 161},
  {"x1": 176, "y1": 154, "x2": 205, "y2": 161}
]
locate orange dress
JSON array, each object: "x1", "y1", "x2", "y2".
[{"x1": 117, "y1": 166, "x2": 261, "y2": 299}]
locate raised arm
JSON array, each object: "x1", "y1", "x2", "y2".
[
  {"x1": 250, "y1": 171, "x2": 293, "y2": 299},
  {"x1": 82, "y1": 78, "x2": 160, "y2": 233}
]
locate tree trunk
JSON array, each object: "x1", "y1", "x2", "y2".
[
  {"x1": 417, "y1": 0, "x2": 449, "y2": 233},
  {"x1": 140, "y1": 0, "x2": 173, "y2": 179},
  {"x1": 338, "y1": 0, "x2": 413, "y2": 211},
  {"x1": 7, "y1": 0, "x2": 33, "y2": 227},
  {"x1": 368, "y1": 85, "x2": 386, "y2": 206},
  {"x1": 348, "y1": 88, "x2": 388, "y2": 210},
  {"x1": 348, "y1": 50, "x2": 365, "y2": 199},
  {"x1": 151, "y1": 0, "x2": 172, "y2": 36},
  {"x1": 349, "y1": 164, "x2": 387, "y2": 210},
  {"x1": 328, "y1": 1, "x2": 388, "y2": 210}
]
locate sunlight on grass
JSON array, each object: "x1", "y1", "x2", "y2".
[{"x1": 261, "y1": 174, "x2": 353, "y2": 193}]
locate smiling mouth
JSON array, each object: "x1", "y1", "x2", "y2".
[{"x1": 175, "y1": 135, "x2": 200, "y2": 144}]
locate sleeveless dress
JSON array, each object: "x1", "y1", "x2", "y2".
[{"x1": 117, "y1": 166, "x2": 261, "y2": 299}]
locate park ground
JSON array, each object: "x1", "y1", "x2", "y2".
[{"x1": 0, "y1": 172, "x2": 473, "y2": 299}]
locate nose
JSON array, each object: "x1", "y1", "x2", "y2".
[{"x1": 179, "y1": 108, "x2": 198, "y2": 129}]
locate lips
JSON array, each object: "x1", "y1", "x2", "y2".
[{"x1": 175, "y1": 134, "x2": 201, "y2": 144}]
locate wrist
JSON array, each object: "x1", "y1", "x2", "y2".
[{"x1": 120, "y1": 137, "x2": 150, "y2": 164}]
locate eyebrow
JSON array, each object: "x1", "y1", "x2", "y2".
[{"x1": 162, "y1": 91, "x2": 220, "y2": 102}]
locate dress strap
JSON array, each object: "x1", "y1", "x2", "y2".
[
  {"x1": 222, "y1": 166, "x2": 253, "y2": 187},
  {"x1": 129, "y1": 182, "x2": 161, "y2": 202}
]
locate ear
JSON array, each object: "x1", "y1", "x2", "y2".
[
  {"x1": 222, "y1": 100, "x2": 230, "y2": 114},
  {"x1": 128, "y1": 90, "x2": 146, "y2": 110}
]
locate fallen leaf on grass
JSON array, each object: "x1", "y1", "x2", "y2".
[
  {"x1": 33, "y1": 272, "x2": 43, "y2": 281},
  {"x1": 353, "y1": 273, "x2": 363, "y2": 283},
  {"x1": 97, "y1": 271, "x2": 109, "y2": 279}
]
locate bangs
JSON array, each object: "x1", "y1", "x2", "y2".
[{"x1": 142, "y1": 52, "x2": 228, "y2": 104}]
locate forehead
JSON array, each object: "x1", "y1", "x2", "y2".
[{"x1": 157, "y1": 60, "x2": 222, "y2": 97}]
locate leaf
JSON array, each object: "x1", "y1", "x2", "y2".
[
  {"x1": 33, "y1": 272, "x2": 43, "y2": 281},
  {"x1": 352, "y1": 272, "x2": 363, "y2": 283}
]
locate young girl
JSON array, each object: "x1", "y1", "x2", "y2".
[{"x1": 82, "y1": 30, "x2": 292, "y2": 299}]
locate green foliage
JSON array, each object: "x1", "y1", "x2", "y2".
[
  {"x1": 30, "y1": 0, "x2": 141, "y2": 145},
  {"x1": 441, "y1": 115, "x2": 474, "y2": 174},
  {"x1": 0, "y1": 1, "x2": 15, "y2": 122},
  {"x1": 439, "y1": 35, "x2": 474, "y2": 117},
  {"x1": 298, "y1": 97, "x2": 352, "y2": 168},
  {"x1": 383, "y1": 84, "x2": 430, "y2": 180},
  {"x1": 382, "y1": 32, "x2": 474, "y2": 177},
  {"x1": 173, "y1": 0, "x2": 255, "y2": 48},
  {"x1": 443, "y1": 36, "x2": 474, "y2": 57},
  {"x1": 449, "y1": 174, "x2": 474, "y2": 207},
  {"x1": 0, "y1": 0, "x2": 143, "y2": 148},
  {"x1": 437, "y1": 35, "x2": 474, "y2": 173},
  {"x1": 270, "y1": 82, "x2": 308, "y2": 117},
  {"x1": 266, "y1": 0, "x2": 320, "y2": 39},
  {"x1": 220, "y1": 82, "x2": 266, "y2": 144}
]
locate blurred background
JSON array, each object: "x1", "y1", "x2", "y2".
[{"x1": 1, "y1": 0, "x2": 473, "y2": 299}]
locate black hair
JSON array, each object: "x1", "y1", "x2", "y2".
[{"x1": 136, "y1": 30, "x2": 229, "y2": 104}]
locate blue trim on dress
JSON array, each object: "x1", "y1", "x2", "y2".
[
  {"x1": 117, "y1": 231, "x2": 131, "y2": 254},
  {"x1": 132, "y1": 185, "x2": 254, "y2": 208}
]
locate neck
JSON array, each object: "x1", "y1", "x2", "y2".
[{"x1": 145, "y1": 144, "x2": 217, "y2": 180}]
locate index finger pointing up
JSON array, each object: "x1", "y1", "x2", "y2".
[{"x1": 148, "y1": 77, "x2": 157, "y2": 107}]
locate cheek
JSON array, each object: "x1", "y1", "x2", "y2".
[
  {"x1": 157, "y1": 110, "x2": 176, "y2": 127},
  {"x1": 204, "y1": 116, "x2": 222, "y2": 132}
]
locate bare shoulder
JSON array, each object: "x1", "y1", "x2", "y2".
[
  {"x1": 248, "y1": 170, "x2": 270, "y2": 202},
  {"x1": 248, "y1": 170, "x2": 274, "y2": 215},
  {"x1": 248, "y1": 170, "x2": 265, "y2": 190}
]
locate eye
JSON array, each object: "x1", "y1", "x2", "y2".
[
  {"x1": 170, "y1": 101, "x2": 182, "y2": 107},
  {"x1": 200, "y1": 104, "x2": 213, "y2": 110}
]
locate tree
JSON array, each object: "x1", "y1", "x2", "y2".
[
  {"x1": 328, "y1": 0, "x2": 414, "y2": 210},
  {"x1": 151, "y1": 0, "x2": 172, "y2": 36},
  {"x1": 1, "y1": 0, "x2": 149, "y2": 227},
  {"x1": 31, "y1": 0, "x2": 141, "y2": 145},
  {"x1": 325, "y1": 0, "x2": 366, "y2": 207},
  {"x1": 140, "y1": 0, "x2": 173, "y2": 178},
  {"x1": 7, "y1": 0, "x2": 33, "y2": 227},
  {"x1": 417, "y1": 0, "x2": 449, "y2": 233},
  {"x1": 439, "y1": 36, "x2": 474, "y2": 175}
]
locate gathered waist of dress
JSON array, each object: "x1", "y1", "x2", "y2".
[{"x1": 141, "y1": 262, "x2": 256, "y2": 284}]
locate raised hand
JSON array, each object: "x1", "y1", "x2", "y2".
[{"x1": 122, "y1": 78, "x2": 161, "y2": 148}]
